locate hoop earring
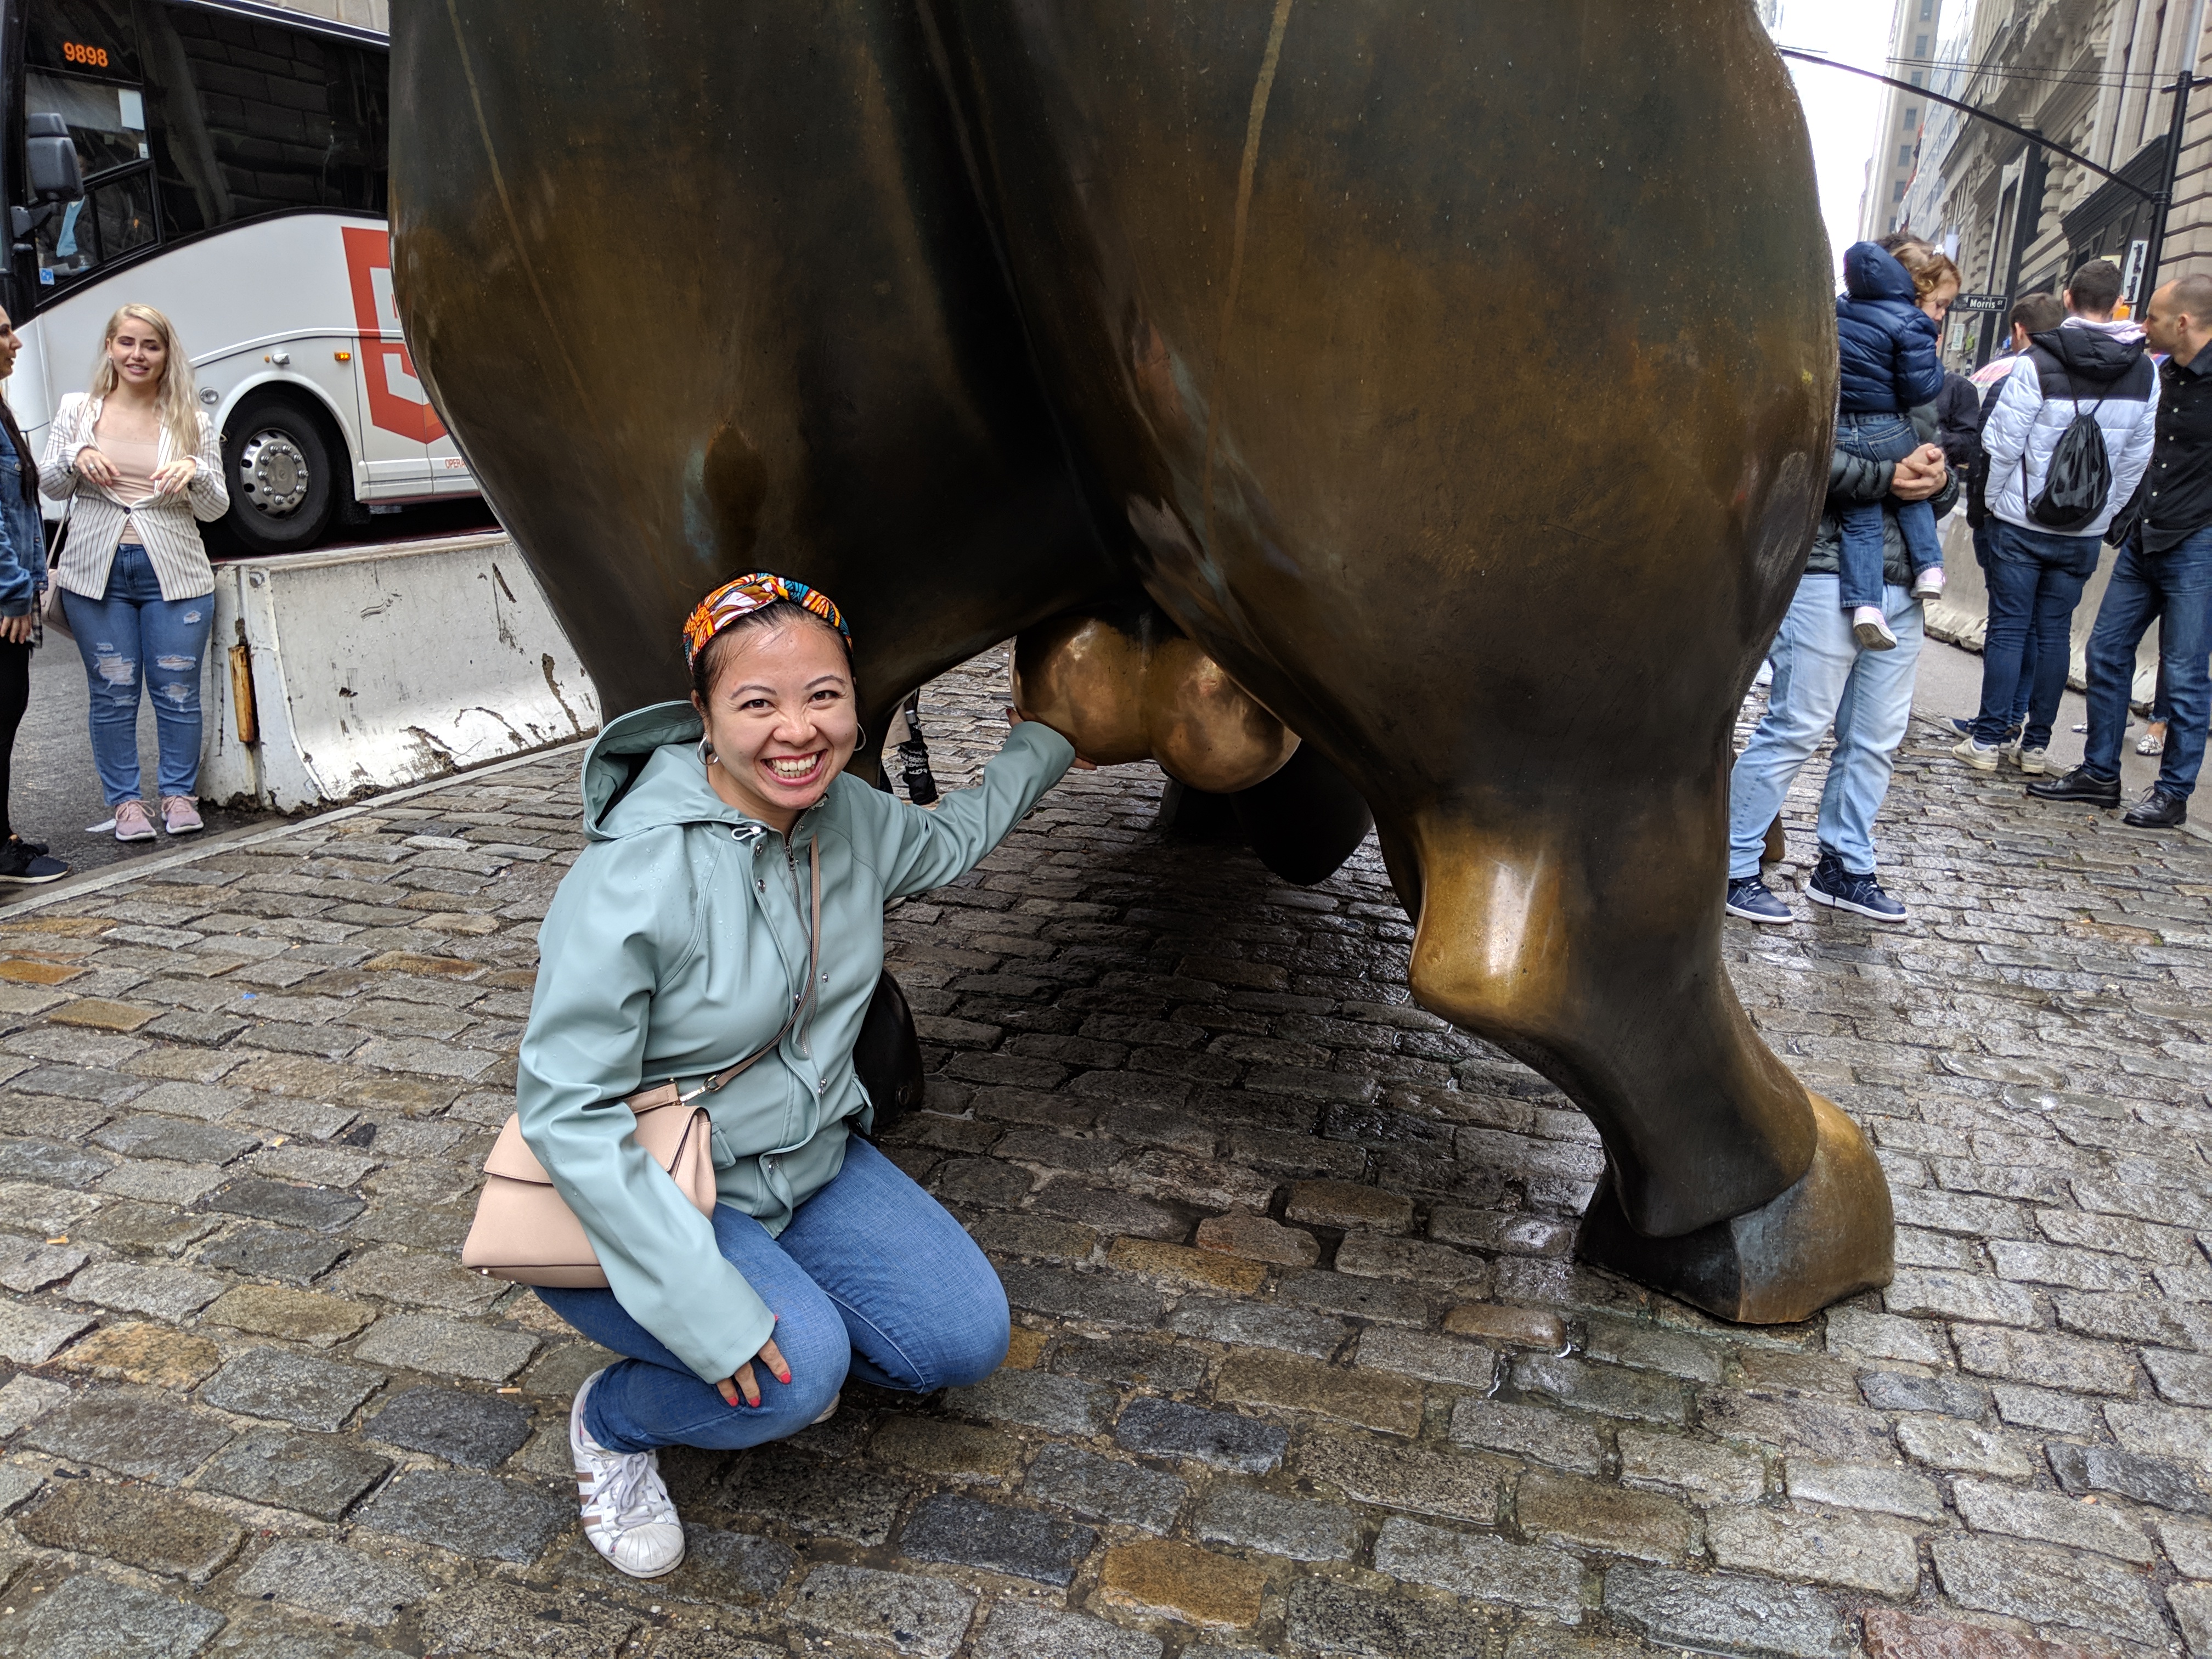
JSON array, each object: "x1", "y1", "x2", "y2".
[
  {"x1": 855, "y1": 725, "x2": 868, "y2": 753},
  {"x1": 698, "y1": 736, "x2": 716, "y2": 769}
]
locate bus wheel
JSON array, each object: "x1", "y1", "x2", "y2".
[{"x1": 222, "y1": 396, "x2": 342, "y2": 554}]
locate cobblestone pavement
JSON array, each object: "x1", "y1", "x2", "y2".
[{"x1": 0, "y1": 648, "x2": 2203, "y2": 1659}]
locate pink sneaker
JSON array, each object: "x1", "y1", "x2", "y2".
[
  {"x1": 112, "y1": 800, "x2": 155, "y2": 842},
  {"x1": 161, "y1": 796, "x2": 204, "y2": 836}
]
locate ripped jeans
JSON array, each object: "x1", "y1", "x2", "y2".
[{"x1": 60, "y1": 545, "x2": 215, "y2": 806}]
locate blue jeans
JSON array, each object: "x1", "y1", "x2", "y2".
[
  {"x1": 1972, "y1": 518, "x2": 2036, "y2": 727},
  {"x1": 59, "y1": 545, "x2": 215, "y2": 805},
  {"x1": 539, "y1": 1136, "x2": 1009, "y2": 1454},
  {"x1": 1836, "y1": 413, "x2": 1942, "y2": 608},
  {"x1": 2081, "y1": 527, "x2": 2212, "y2": 797},
  {"x1": 1972, "y1": 521, "x2": 2101, "y2": 751},
  {"x1": 1729, "y1": 574, "x2": 1923, "y2": 878}
]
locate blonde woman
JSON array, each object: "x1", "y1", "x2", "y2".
[{"x1": 40, "y1": 304, "x2": 227, "y2": 839}]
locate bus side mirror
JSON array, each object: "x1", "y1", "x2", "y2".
[{"x1": 25, "y1": 114, "x2": 83, "y2": 202}]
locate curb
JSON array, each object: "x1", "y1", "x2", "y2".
[{"x1": 0, "y1": 738, "x2": 591, "y2": 916}]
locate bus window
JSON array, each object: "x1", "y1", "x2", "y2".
[
  {"x1": 24, "y1": 70, "x2": 149, "y2": 178},
  {"x1": 35, "y1": 169, "x2": 155, "y2": 283},
  {"x1": 21, "y1": 55, "x2": 159, "y2": 289},
  {"x1": 138, "y1": 3, "x2": 388, "y2": 238}
]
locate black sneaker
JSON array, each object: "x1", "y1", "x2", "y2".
[
  {"x1": 2123, "y1": 788, "x2": 2188, "y2": 829},
  {"x1": 1946, "y1": 716, "x2": 2022, "y2": 744},
  {"x1": 1807, "y1": 852, "x2": 1906, "y2": 923},
  {"x1": 0, "y1": 836, "x2": 68, "y2": 885},
  {"x1": 2026, "y1": 766, "x2": 2122, "y2": 808},
  {"x1": 1725, "y1": 876, "x2": 1793, "y2": 925}
]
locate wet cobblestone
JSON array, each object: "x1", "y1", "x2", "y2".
[{"x1": 0, "y1": 649, "x2": 2198, "y2": 1655}]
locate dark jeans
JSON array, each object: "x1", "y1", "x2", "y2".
[
  {"x1": 2081, "y1": 527, "x2": 2212, "y2": 796},
  {"x1": 0, "y1": 636, "x2": 26, "y2": 839},
  {"x1": 1973, "y1": 521, "x2": 2102, "y2": 750},
  {"x1": 1972, "y1": 519, "x2": 2035, "y2": 728},
  {"x1": 1836, "y1": 413, "x2": 1943, "y2": 608}
]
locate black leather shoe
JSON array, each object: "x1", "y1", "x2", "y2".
[
  {"x1": 2123, "y1": 788, "x2": 2189, "y2": 829},
  {"x1": 2026, "y1": 766, "x2": 2121, "y2": 808}
]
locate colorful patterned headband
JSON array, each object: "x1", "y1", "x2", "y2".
[{"x1": 682, "y1": 572, "x2": 852, "y2": 668}]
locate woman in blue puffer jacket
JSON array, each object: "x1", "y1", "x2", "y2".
[{"x1": 1835, "y1": 239, "x2": 1959, "y2": 648}]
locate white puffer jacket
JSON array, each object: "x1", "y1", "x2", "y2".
[{"x1": 1982, "y1": 318, "x2": 2159, "y2": 540}]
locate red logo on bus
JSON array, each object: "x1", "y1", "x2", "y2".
[{"x1": 342, "y1": 226, "x2": 447, "y2": 443}]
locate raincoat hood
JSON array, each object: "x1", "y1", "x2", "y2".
[{"x1": 581, "y1": 701, "x2": 743, "y2": 842}]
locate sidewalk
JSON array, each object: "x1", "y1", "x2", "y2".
[{"x1": 0, "y1": 646, "x2": 2202, "y2": 1659}]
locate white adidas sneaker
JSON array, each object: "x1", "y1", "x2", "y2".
[{"x1": 570, "y1": 1369, "x2": 686, "y2": 1579}]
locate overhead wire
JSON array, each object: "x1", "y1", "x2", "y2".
[{"x1": 1780, "y1": 48, "x2": 2183, "y2": 94}]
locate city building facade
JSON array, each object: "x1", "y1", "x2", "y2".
[
  {"x1": 1889, "y1": 0, "x2": 2212, "y2": 364},
  {"x1": 1864, "y1": 0, "x2": 1953, "y2": 241}
]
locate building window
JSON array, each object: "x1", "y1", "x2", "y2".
[
  {"x1": 1914, "y1": 33, "x2": 1929, "y2": 56},
  {"x1": 1894, "y1": 180, "x2": 1909, "y2": 201},
  {"x1": 1899, "y1": 144, "x2": 1916, "y2": 167},
  {"x1": 1903, "y1": 105, "x2": 1921, "y2": 128},
  {"x1": 1921, "y1": 0, "x2": 1934, "y2": 17}
]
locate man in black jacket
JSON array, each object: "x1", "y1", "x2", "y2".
[
  {"x1": 1726, "y1": 410, "x2": 1957, "y2": 924},
  {"x1": 2031, "y1": 274, "x2": 2212, "y2": 827}
]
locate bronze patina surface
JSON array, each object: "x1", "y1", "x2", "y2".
[{"x1": 392, "y1": 1, "x2": 1883, "y2": 1322}]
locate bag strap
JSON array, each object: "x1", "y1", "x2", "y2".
[{"x1": 678, "y1": 836, "x2": 821, "y2": 1104}]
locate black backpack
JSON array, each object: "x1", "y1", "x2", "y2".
[{"x1": 2023, "y1": 352, "x2": 2114, "y2": 532}]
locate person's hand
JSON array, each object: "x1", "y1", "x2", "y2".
[
  {"x1": 712, "y1": 1335, "x2": 791, "y2": 1408},
  {"x1": 1008, "y1": 706, "x2": 1098, "y2": 769},
  {"x1": 0, "y1": 612, "x2": 33, "y2": 645},
  {"x1": 1889, "y1": 443, "x2": 1948, "y2": 503},
  {"x1": 73, "y1": 447, "x2": 118, "y2": 488},
  {"x1": 151, "y1": 458, "x2": 197, "y2": 496}
]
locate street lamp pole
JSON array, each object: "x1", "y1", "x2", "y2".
[{"x1": 2141, "y1": 67, "x2": 2199, "y2": 306}]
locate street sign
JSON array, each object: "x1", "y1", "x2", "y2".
[
  {"x1": 2123, "y1": 239, "x2": 2149, "y2": 306},
  {"x1": 1950, "y1": 294, "x2": 2007, "y2": 313}
]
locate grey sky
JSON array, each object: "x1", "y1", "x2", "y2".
[{"x1": 1771, "y1": 1, "x2": 1897, "y2": 278}]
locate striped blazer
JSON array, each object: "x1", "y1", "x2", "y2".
[{"x1": 38, "y1": 393, "x2": 228, "y2": 601}]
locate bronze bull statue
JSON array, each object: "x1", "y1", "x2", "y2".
[{"x1": 391, "y1": 0, "x2": 1890, "y2": 1323}]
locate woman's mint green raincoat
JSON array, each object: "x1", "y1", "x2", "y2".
[{"x1": 517, "y1": 702, "x2": 1074, "y2": 1384}]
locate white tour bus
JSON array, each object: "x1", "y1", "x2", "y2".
[{"x1": 2, "y1": 0, "x2": 475, "y2": 552}]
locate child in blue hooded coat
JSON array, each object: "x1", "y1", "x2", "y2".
[{"x1": 1835, "y1": 240, "x2": 1952, "y2": 648}]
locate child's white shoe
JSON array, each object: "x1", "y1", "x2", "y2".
[
  {"x1": 1852, "y1": 606, "x2": 1898, "y2": 651},
  {"x1": 1910, "y1": 567, "x2": 1945, "y2": 600}
]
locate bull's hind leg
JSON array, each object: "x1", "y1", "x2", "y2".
[{"x1": 1399, "y1": 792, "x2": 1892, "y2": 1325}]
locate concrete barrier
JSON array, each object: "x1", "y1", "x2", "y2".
[
  {"x1": 198, "y1": 532, "x2": 601, "y2": 811},
  {"x1": 1921, "y1": 513, "x2": 2161, "y2": 710}
]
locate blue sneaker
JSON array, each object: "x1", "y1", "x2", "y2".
[
  {"x1": 1725, "y1": 876, "x2": 1793, "y2": 925},
  {"x1": 1807, "y1": 852, "x2": 1906, "y2": 923}
]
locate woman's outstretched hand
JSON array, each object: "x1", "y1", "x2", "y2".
[
  {"x1": 1007, "y1": 706, "x2": 1097, "y2": 769},
  {"x1": 714, "y1": 1335, "x2": 791, "y2": 1407},
  {"x1": 74, "y1": 447, "x2": 119, "y2": 488}
]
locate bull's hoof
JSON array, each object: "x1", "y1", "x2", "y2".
[{"x1": 1577, "y1": 1094, "x2": 1893, "y2": 1324}]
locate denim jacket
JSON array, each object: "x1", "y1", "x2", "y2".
[{"x1": 0, "y1": 422, "x2": 47, "y2": 618}]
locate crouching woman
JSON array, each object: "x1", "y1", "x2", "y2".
[{"x1": 517, "y1": 574, "x2": 1080, "y2": 1579}]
